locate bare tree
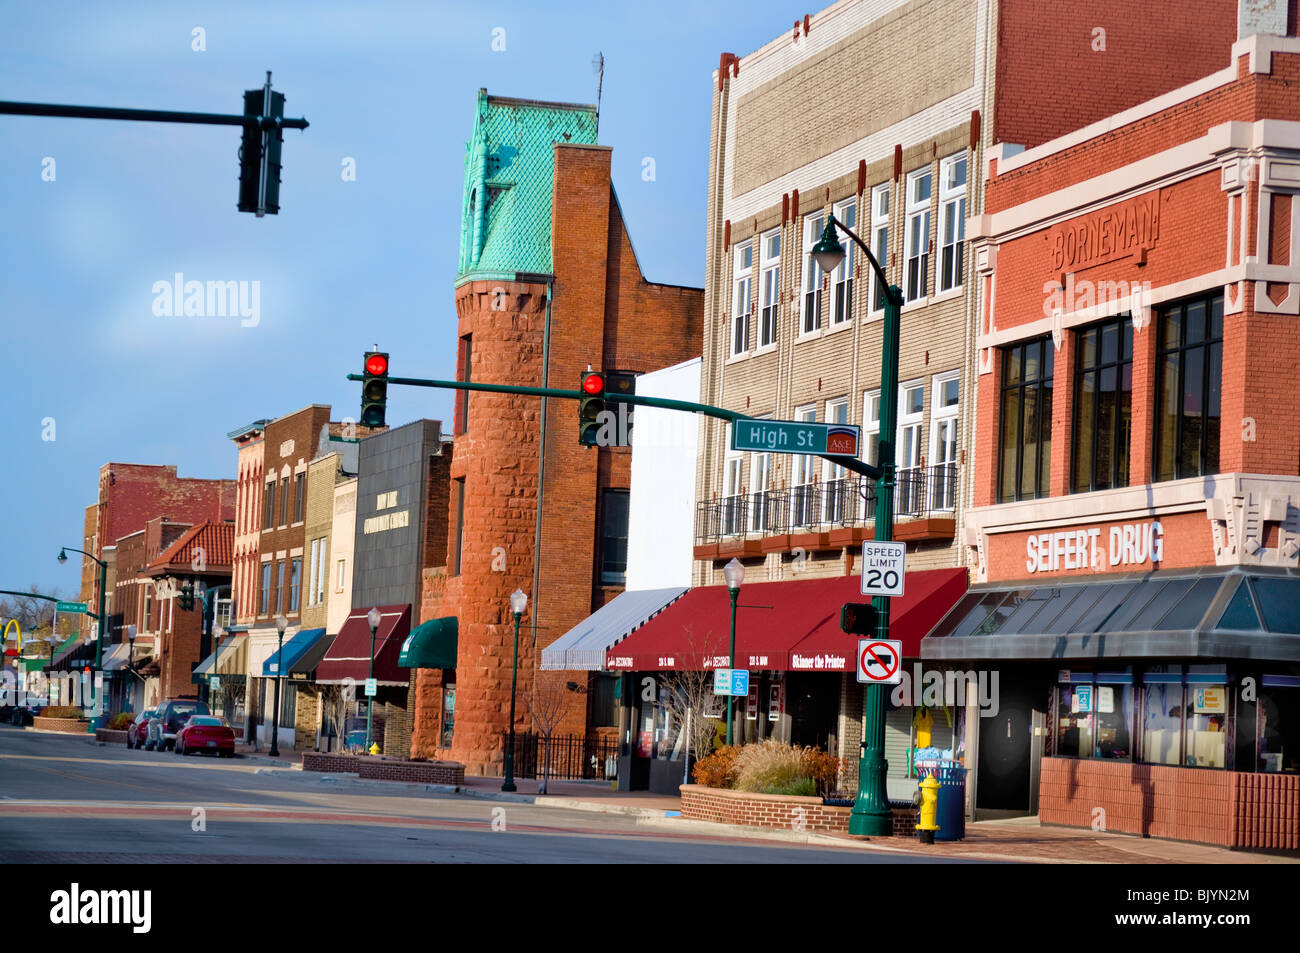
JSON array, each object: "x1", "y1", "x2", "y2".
[
  {"x1": 318, "y1": 683, "x2": 354, "y2": 752},
  {"x1": 525, "y1": 671, "x2": 571, "y2": 794},
  {"x1": 217, "y1": 676, "x2": 246, "y2": 730},
  {"x1": 659, "y1": 624, "x2": 728, "y2": 772}
]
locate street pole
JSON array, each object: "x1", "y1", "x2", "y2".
[
  {"x1": 55, "y1": 548, "x2": 108, "y2": 731},
  {"x1": 727, "y1": 587, "x2": 738, "y2": 744},
  {"x1": 365, "y1": 625, "x2": 376, "y2": 752},
  {"x1": 811, "y1": 214, "x2": 903, "y2": 838},
  {"x1": 270, "y1": 615, "x2": 286, "y2": 757},
  {"x1": 503, "y1": 589, "x2": 528, "y2": 792}
]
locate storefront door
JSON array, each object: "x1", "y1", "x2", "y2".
[
  {"x1": 787, "y1": 673, "x2": 839, "y2": 751},
  {"x1": 976, "y1": 670, "x2": 1045, "y2": 812}
]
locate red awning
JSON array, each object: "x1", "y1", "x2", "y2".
[
  {"x1": 316, "y1": 605, "x2": 411, "y2": 686},
  {"x1": 605, "y1": 568, "x2": 967, "y2": 672}
]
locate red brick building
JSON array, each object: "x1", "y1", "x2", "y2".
[
  {"x1": 931, "y1": 6, "x2": 1300, "y2": 848},
  {"x1": 410, "y1": 92, "x2": 703, "y2": 773}
]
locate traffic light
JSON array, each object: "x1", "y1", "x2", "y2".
[
  {"x1": 361, "y1": 350, "x2": 389, "y2": 427},
  {"x1": 840, "y1": 601, "x2": 878, "y2": 635},
  {"x1": 237, "y1": 80, "x2": 285, "y2": 216},
  {"x1": 578, "y1": 370, "x2": 605, "y2": 445},
  {"x1": 178, "y1": 585, "x2": 195, "y2": 612}
]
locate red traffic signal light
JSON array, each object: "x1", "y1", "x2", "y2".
[
  {"x1": 840, "y1": 602, "x2": 879, "y2": 635},
  {"x1": 582, "y1": 372, "x2": 604, "y2": 395},
  {"x1": 365, "y1": 353, "x2": 389, "y2": 376}
]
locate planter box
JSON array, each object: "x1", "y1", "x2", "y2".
[
  {"x1": 95, "y1": 729, "x2": 129, "y2": 744},
  {"x1": 302, "y1": 751, "x2": 465, "y2": 786},
  {"x1": 680, "y1": 784, "x2": 917, "y2": 837},
  {"x1": 32, "y1": 716, "x2": 90, "y2": 734}
]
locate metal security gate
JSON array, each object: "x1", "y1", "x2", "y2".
[{"x1": 501, "y1": 732, "x2": 619, "y2": 781}]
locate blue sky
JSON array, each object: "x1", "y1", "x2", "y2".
[{"x1": 0, "y1": 0, "x2": 800, "y2": 597}]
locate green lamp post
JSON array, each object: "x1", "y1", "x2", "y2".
[
  {"x1": 364, "y1": 606, "x2": 380, "y2": 753},
  {"x1": 811, "y1": 213, "x2": 905, "y2": 837},
  {"x1": 269, "y1": 614, "x2": 288, "y2": 757},
  {"x1": 501, "y1": 587, "x2": 528, "y2": 792},
  {"x1": 57, "y1": 546, "x2": 107, "y2": 731},
  {"x1": 722, "y1": 557, "x2": 744, "y2": 746}
]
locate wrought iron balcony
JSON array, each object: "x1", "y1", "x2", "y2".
[{"x1": 695, "y1": 464, "x2": 959, "y2": 549}]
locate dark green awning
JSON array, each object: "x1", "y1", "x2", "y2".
[{"x1": 398, "y1": 617, "x2": 457, "y2": 669}]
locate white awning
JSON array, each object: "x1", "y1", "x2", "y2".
[
  {"x1": 101, "y1": 642, "x2": 132, "y2": 672},
  {"x1": 541, "y1": 587, "x2": 688, "y2": 671}
]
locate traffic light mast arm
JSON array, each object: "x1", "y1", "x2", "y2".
[
  {"x1": 345, "y1": 372, "x2": 883, "y2": 481},
  {"x1": 0, "y1": 100, "x2": 309, "y2": 130}
]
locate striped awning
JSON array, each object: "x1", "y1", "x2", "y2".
[{"x1": 542, "y1": 587, "x2": 688, "y2": 671}]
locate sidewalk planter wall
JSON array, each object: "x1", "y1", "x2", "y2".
[
  {"x1": 95, "y1": 729, "x2": 128, "y2": 744},
  {"x1": 301, "y1": 752, "x2": 465, "y2": 786},
  {"x1": 680, "y1": 784, "x2": 917, "y2": 836},
  {"x1": 32, "y1": 716, "x2": 90, "y2": 734},
  {"x1": 1039, "y1": 757, "x2": 1300, "y2": 851}
]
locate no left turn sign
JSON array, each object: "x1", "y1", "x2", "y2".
[{"x1": 856, "y1": 638, "x2": 903, "y2": 684}]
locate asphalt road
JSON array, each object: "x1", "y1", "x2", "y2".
[{"x1": 0, "y1": 725, "x2": 973, "y2": 864}]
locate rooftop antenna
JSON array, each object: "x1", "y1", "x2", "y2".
[{"x1": 592, "y1": 52, "x2": 605, "y2": 135}]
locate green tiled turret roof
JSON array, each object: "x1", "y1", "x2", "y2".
[{"x1": 456, "y1": 89, "x2": 599, "y2": 286}]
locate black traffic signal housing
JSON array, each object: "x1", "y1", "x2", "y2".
[
  {"x1": 578, "y1": 370, "x2": 605, "y2": 445},
  {"x1": 178, "y1": 584, "x2": 195, "y2": 612},
  {"x1": 361, "y1": 351, "x2": 389, "y2": 427},
  {"x1": 237, "y1": 85, "x2": 285, "y2": 215},
  {"x1": 840, "y1": 601, "x2": 878, "y2": 636}
]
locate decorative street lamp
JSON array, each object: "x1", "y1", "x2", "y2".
[
  {"x1": 811, "y1": 213, "x2": 905, "y2": 838},
  {"x1": 365, "y1": 606, "x2": 381, "y2": 753},
  {"x1": 502, "y1": 588, "x2": 528, "y2": 793},
  {"x1": 722, "y1": 557, "x2": 745, "y2": 746},
  {"x1": 269, "y1": 614, "x2": 288, "y2": 757},
  {"x1": 57, "y1": 546, "x2": 107, "y2": 731}
]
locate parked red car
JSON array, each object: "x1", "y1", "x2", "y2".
[
  {"x1": 125, "y1": 709, "x2": 156, "y2": 749},
  {"x1": 174, "y1": 715, "x2": 236, "y2": 757}
]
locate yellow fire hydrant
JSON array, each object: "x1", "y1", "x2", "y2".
[
  {"x1": 915, "y1": 775, "x2": 941, "y2": 844},
  {"x1": 368, "y1": 742, "x2": 381, "y2": 755}
]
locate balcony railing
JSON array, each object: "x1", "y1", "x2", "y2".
[{"x1": 696, "y1": 464, "x2": 959, "y2": 545}]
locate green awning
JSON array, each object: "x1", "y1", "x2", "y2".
[
  {"x1": 398, "y1": 617, "x2": 457, "y2": 669},
  {"x1": 20, "y1": 657, "x2": 48, "y2": 672}
]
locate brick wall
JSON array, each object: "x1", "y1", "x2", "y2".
[
  {"x1": 680, "y1": 784, "x2": 918, "y2": 836},
  {"x1": 300, "y1": 454, "x2": 338, "y2": 630},
  {"x1": 294, "y1": 686, "x2": 319, "y2": 751},
  {"x1": 1039, "y1": 756, "x2": 1300, "y2": 850},
  {"x1": 301, "y1": 752, "x2": 465, "y2": 785}
]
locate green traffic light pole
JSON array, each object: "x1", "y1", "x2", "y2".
[
  {"x1": 56, "y1": 547, "x2": 108, "y2": 731},
  {"x1": 811, "y1": 212, "x2": 905, "y2": 838},
  {"x1": 0, "y1": 96, "x2": 309, "y2": 131}
]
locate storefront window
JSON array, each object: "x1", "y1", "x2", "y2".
[
  {"x1": 1185, "y1": 683, "x2": 1227, "y2": 768},
  {"x1": 440, "y1": 679, "x2": 455, "y2": 748},
  {"x1": 1259, "y1": 680, "x2": 1298, "y2": 773},
  {"x1": 1056, "y1": 682, "x2": 1093, "y2": 758},
  {"x1": 1141, "y1": 682, "x2": 1183, "y2": 765},
  {"x1": 1056, "y1": 677, "x2": 1133, "y2": 760},
  {"x1": 1094, "y1": 683, "x2": 1133, "y2": 759}
]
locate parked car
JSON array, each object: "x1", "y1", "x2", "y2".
[
  {"x1": 10, "y1": 696, "x2": 48, "y2": 726},
  {"x1": 125, "y1": 709, "x2": 156, "y2": 749},
  {"x1": 154, "y1": 698, "x2": 209, "y2": 750},
  {"x1": 174, "y1": 715, "x2": 236, "y2": 757}
]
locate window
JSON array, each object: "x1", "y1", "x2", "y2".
[
  {"x1": 279, "y1": 477, "x2": 289, "y2": 526},
  {"x1": 315, "y1": 537, "x2": 327, "y2": 604},
  {"x1": 831, "y1": 199, "x2": 856, "y2": 324},
  {"x1": 452, "y1": 479, "x2": 465, "y2": 576},
  {"x1": 722, "y1": 426, "x2": 743, "y2": 536},
  {"x1": 862, "y1": 391, "x2": 881, "y2": 468},
  {"x1": 802, "y1": 212, "x2": 826, "y2": 334},
  {"x1": 440, "y1": 678, "x2": 456, "y2": 747},
  {"x1": 905, "y1": 168, "x2": 932, "y2": 302},
  {"x1": 289, "y1": 557, "x2": 301, "y2": 613},
  {"x1": 938, "y1": 153, "x2": 967, "y2": 292},
  {"x1": 930, "y1": 373, "x2": 960, "y2": 510},
  {"x1": 791, "y1": 404, "x2": 818, "y2": 527},
  {"x1": 259, "y1": 562, "x2": 271, "y2": 615},
  {"x1": 896, "y1": 383, "x2": 925, "y2": 514},
  {"x1": 334, "y1": 557, "x2": 346, "y2": 593},
  {"x1": 275, "y1": 561, "x2": 285, "y2": 614},
  {"x1": 731, "y1": 242, "x2": 753, "y2": 356},
  {"x1": 998, "y1": 338, "x2": 1054, "y2": 503},
  {"x1": 457, "y1": 334, "x2": 472, "y2": 434},
  {"x1": 748, "y1": 442, "x2": 771, "y2": 534},
  {"x1": 1072, "y1": 316, "x2": 1133, "y2": 493},
  {"x1": 1056, "y1": 677, "x2": 1134, "y2": 760},
  {"x1": 308, "y1": 538, "x2": 319, "y2": 605},
  {"x1": 264, "y1": 481, "x2": 275, "y2": 530},
  {"x1": 294, "y1": 473, "x2": 305, "y2": 523},
  {"x1": 822, "y1": 398, "x2": 850, "y2": 522},
  {"x1": 870, "y1": 185, "x2": 889, "y2": 312},
  {"x1": 759, "y1": 230, "x2": 780, "y2": 348},
  {"x1": 599, "y1": 490, "x2": 630, "y2": 585},
  {"x1": 1155, "y1": 293, "x2": 1223, "y2": 482}
]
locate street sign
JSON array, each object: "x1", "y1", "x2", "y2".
[
  {"x1": 856, "y1": 638, "x2": 903, "y2": 684},
  {"x1": 209, "y1": 675, "x2": 220, "y2": 692},
  {"x1": 731, "y1": 418, "x2": 861, "y2": 457},
  {"x1": 861, "y1": 541, "x2": 906, "y2": 597},
  {"x1": 55, "y1": 601, "x2": 87, "y2": 614},
  {"x1": 364, "y1": 677, "x2": 377, "y2": 698},
  {"x1": 713, "y1": 668, "x2": 750, "y2": 697}
]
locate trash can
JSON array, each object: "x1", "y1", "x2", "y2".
[{"x1": 916, "y1": 760, "x2": 966, "y2": 841}]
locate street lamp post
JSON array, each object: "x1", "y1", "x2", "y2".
[
  {"x1": 57, "y1": 546, "x2": 107, "y2": 730},
  {"x1": 269, "y1": 614, "x2": 287, "y2": 757},
  {"x1": 365, "y1": 607, "x2": 380, "y2": 753},
  {"x1": 722, "y1": 558, "x2": 744, "y2": 745},
  {"x1": 812, "y1": 214, "x2": 905, "y2": 838},
  {"x1": 502, "y1": 588, "x2": 528, "y2": 793}
]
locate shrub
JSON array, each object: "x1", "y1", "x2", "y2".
[
  {"x1": 734, "y1": 739, "x2": 808, "y2": 794},
  {"x1": 767, "y1": 776, "x2": 818, "y2": 797},
  {"x1": 801, "y1": 747, "x2": 843, "y2": 797},
  {"x1": 41, "y1": 706, "x2": 85, "y2": 720},
  {"x1": 692, "y1": 745, "x2": 740, "y2": 789},
  {"x1": 109, "y1": 712, "x2": 135, "y2": 730}
]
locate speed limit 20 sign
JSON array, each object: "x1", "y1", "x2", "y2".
[{"x1": 861, "y1": 541, "x2": 905, "y2": 597}]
